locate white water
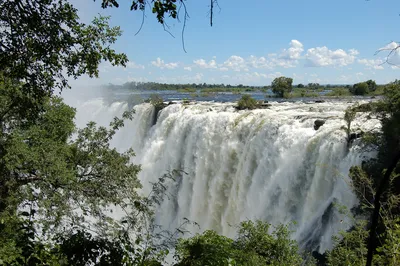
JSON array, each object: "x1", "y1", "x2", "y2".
[{"x1": 68, "y1": 95, "x2": 380, "y2": 253}]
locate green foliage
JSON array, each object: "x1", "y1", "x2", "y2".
[
  {"x1": 177, "y1": 88, "x2": 197, "y2": 93},
  {"x1": 235, "y1": 221, "x2": 304, "y2": 265},
  {"x1": 56, "y1": 230, "x2": 128, "y2": 265},
  {"x1": 374, "y1": 219, "x2": 400, "y2": 265},
  {"x1": 350, "y1": 82, "x2": 369, "y2": 95},
  {"x1": 326, "y1": 221, "x2": 369, "y2": 266},
  {"x1": 366, "y1": 80, "x2": 377, "y2": 92},
  {"x1": 111, "y1": 81, "x2": 265, "y2": 93},
  {"x1": 342, "y1": 107, "x2": 357, "y2": 145},
  {"x1": 98, "y1": 0, "x2": 179, "y2": 24},
  {"x1": 290, "y1": 88, "x2": 319, "y2": 98},
  {"x1": 174, "y1": 230, "x2": 239, "y2": 266},
  {"x1": 271, "y1": 76, "x2": 293, "y2": 97},
  {"x1": 148, "y1": 94, "x2": 166, "y2": 109},
  {"x1": 325, "y1": 87, "x2": 352, "y2": 97},
  {"x1": 333, "y1": 83, "x2": 400, "y2": 264},
  {"x1": 237, "y1": 95, "x2": 259, "y2": 110},
  {"x1": 307, "y1": 83, "x2": 320, "y2": 90},
  {"x1": 0, "y1": 0, "x2": 153, "y2": 264},
  {"x1": 1, "y1": 0, "x2": 127, "y2": 117},
  {"x1": 174, "y1": 221, "x2": 311, "y2": 266}
]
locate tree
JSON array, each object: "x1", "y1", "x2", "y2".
[
  {"x1": 307, "y1": 83, "x2": 320, "y2": 90},
  {"x1": 297, "y1": 83, "x2": 305, "y2": 88},
  {"x1": 98, "y1": 0, "x2": 218, "y2": 26},
  {"x1": 271, "y1": 76, "x2": 293, "y2": 97},
  {"x1": 350, "y1": 82, "x2": 369, "y2": 95},
  {"x1": 0, "y1": 0, "x2": 158, "y2": 263},
  {"x1": 326, "y1": 221, "x2": 369, "y2": 266},
  {"x1": 174, "y1": 221, "x2": 313, "y2": 266},
  {"x1": 333, "y1": 84, "x2": 400, "y2": 266},
  {"x1": 366, "y1": 80, "x2": 377, "y2": 92},
  {"x1": 0, "y1": 0, "x2": 127, "y2": 119}
]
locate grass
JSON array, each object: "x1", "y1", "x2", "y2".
[
  {"x1": 177, "y1": 88, "x2": 197, "y2": 93},
  {"x1": 325, "y1": 87, "x2": 352, "y2": 97}
]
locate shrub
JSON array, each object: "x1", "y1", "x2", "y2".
[{"x1": 237, "y1": 95, "x2": 258, "y2": 110}]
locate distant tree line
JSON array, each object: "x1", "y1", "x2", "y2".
[
  {"x1": 108, "y1": 79, "x2": 393, "y2": 97},
  {"x1": 107, "y1": 82, "x2": 269, "y2": 92}
]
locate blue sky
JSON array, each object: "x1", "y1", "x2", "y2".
[{"x1": 70, "y1": 0, "x2": 400, "y2": 86}]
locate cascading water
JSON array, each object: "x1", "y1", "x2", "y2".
[{"x1": 68, "y1": 94, "x2": 379, "y2": 254}]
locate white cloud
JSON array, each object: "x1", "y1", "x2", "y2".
[
  {"x1": 265, "y1": 72, "x2": 283, "y2": 79},
  {"x1": 248, "y1": 55, "x2": 271, "y2": 69},
  {"x1": 222, "y1": 55, "x2": 249, "y2": 72},
  {"x1": 378, "y1": 42, "x2": 400, "y2": 65},
  {"x1": 280, "y1": 40, "x2": 304, "y2": 60},
  {"x1": 270, "y1": 57, "x2": 298, "y2": 68},
  {"x1": 193, "y1": 59, "x2": 217, "y2": 69},
  {"x1": 151, "y1": 57, "x2": 179, "y2": 69},
  {"x1": 378, "y1": 41, "x2": 399, "y2": 51},
  {"x1": 126, "y1": 61, "x2": 145, "y2": 69},
  {"x1": 349, "y1": 49, "x2": 360, "y2": 56},
  {"x1": 219, "y1": 67, "x2": 229, "y2": 72},
  {"x1": 184, "y1": 66, "x2": 192, "y2": 71},
  {"x1": 338, "y1": 75, "x2": 353, "y2": 83},
  {"x1": 194, "y1": 73, "x2": 204, "y2": 82},
  {"x1": 305, "y1": 47, "x2": 358, "y2": 67},
  {"x1": 358, "y1": 58, "x2": 384, "y2": 70}
]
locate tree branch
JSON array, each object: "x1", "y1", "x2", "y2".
[{"x1": 366, "y1": 151, "x2": 400, "y2": 266}]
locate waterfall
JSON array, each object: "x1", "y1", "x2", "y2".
[{"x1": 70, "y1": 96, "x2": 380, "y2": 253}]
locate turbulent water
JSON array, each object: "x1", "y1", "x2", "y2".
[{"x1": 69, "y1": 94, "x2": 380, "y2": 253}]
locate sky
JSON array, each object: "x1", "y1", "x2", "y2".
[{"x1": 69, "y1": 0, "x2": 400, "y2": 86}]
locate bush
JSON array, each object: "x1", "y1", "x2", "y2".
[
  {"x1": 148, "y1": 94, "x2": 165, "y2": 109},
  {"x1": 350, "y1": 82, "x2": 369, "y2": 95},
  {"x1": 326, "y1": 87, "x2": 352, "y2": 96},
  {"x1": 237, "y1": 95, "x2": 259, "y2": 110}
]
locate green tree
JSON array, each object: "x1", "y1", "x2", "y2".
[
  {"x1": 271, "y1": 77, "x2": 293, "y2": 97},
  {"x1": 237, "y1": 95, "x2": 259, "y2": 110},
  {"x1": 0, "y1": 0, "x2": 160, "y2": 263},
  {"x1": 174, "y1": 221, "x2": 313, "y2": 266},
  {"x1": 0, "y1": 0, "x2": 127, "y2": 118},
  {"x1": 297, "y1": 83, "x2": 305, "y2": 88},
  {"x1": 366, "y1": 80, "x2": 377, "y2": 92},
  {"x1": 350, "y1": 82, "x2": 369, "y2": 95},
  {"x1": 307, "y1": 83, "x2": 320, "y2": 90},
  {"x1": 333, "y1": 83, "x2": 400, "y2": 265},
  {"x1": 327, "y1": 221, "x2": 369, "y2": 266}
]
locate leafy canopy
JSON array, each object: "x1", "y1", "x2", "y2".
[{"x1": 271, "y1": 76, "x2": 293, "y2": 98}]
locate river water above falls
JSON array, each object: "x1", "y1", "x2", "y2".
[{"x1": 66, "y1": 91, "x2": 379, "y2": 254}]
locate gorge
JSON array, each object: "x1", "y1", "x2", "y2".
[{"x1": 68, "y1": 92, "x2": 380, "y2": 254}]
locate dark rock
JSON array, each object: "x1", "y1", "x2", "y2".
[
  {"x1": 315, "y1": 100, "x2": 325, "y2": 103},
  {"x1": 259, "y1": 103, "x2": 271, "y2": 109},
  {"x1": 314, "y1": 119, "x2": 325, "y2": 130},
  {"x1": 349, "y1": 132, "x2": 364, "y2": 142}
]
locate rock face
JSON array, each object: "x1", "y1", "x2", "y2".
[
  {"x1": 314, "y1": 119, "x2": 325, "y2": 130},
  {"x1": 349, "y1": 132, "x2": 363, "y2": 142}
]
